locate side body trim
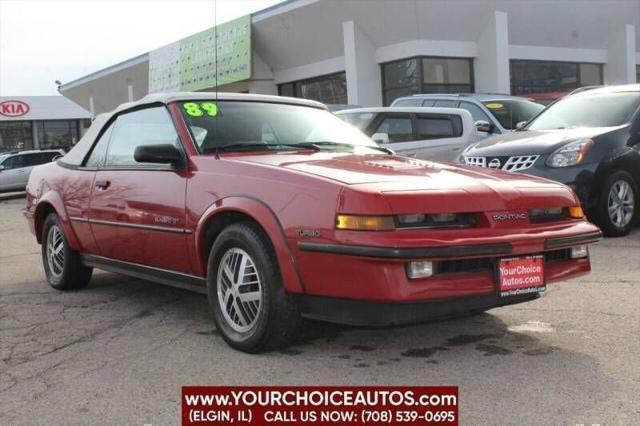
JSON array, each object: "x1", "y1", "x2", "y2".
[
  {"x1": 70, "y1": 216, "x2": 193, "y2": 234},
  {"x1": 81, "y1": 254, "x2": 206, "y2": 294}
]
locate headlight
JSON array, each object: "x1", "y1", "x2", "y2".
[
  {"x1": 546, "y1": 139, "x2": 593, "y2": 168},
  {"x1": 529, "y1": 206, "x2": 584, "y2": 222}
]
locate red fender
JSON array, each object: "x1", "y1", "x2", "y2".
[
  {"x1": 35, "y1": 190, "x2": 82, "y2": 251},
  {"x1": 193, "y1": 197, "x2": 305, "y2": 294}
]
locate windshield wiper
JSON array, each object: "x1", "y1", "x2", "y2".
[
  {"x1": 294, "y1": 141, "x2": 393, "y2": 154},
  {"x1": 203, "y1": 143, "x2": 321, "y2": 154}
]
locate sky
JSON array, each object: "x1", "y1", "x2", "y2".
[{"x1": 0, "y1": 0, "x2": 285, "y2": 96}]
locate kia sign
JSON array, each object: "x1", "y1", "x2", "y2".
[{"x1": 0, "y1": 100, "x2": 30, "y2": 117}]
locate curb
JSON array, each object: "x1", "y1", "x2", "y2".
[{"x1": 0, "y1": 192, "x2": 26, "y2": 202}]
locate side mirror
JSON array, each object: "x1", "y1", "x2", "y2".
[
  {"x1": 515, "y1": 121, "x2": 527, "y2": 130},
  {"x1": 474, "y1": 120, "x2": 493, "y2": 134},
  {"x1": 134, "y1": 144, "x2": 184, "y2": 167},
  {"x1": 0, "y1": 165, "x2": 4, "y2": 172},
  {"x1": 371, "y1": 132, "x2": 390, "y2": 144}
]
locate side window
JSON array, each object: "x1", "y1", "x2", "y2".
[
  {"x1": 421, "y1": 99, "x2": 436, "y2": 107},
  {"x1": 374, "y1": 115, "x2": 413, "y2": 143},
  {"x1": 22, "y1": 154, "x2": 43, "y2": 166},
  {"x1": 1, "y1": 156, "x2": 17, "y2": 169},
  {"x1": 459, "y1": 102, "x2": 490, "y2": 123},
  {"x1": 85, "y1": 121, "x2": 115, "y2": 168},
  {"x1": 393, "y1": 98, "x2": 422, "y2": 107},
  {"x1": 416, "y1": 115, "x2": 463, "y2": 139},
  {"x1": 105, "y1": 106, "x2": 179, "y2": 167},
  {"x1": 433, "y1": 99, "x2": 457, "y2": 108}
]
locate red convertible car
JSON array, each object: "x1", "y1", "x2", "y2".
[{"x1": 25, "y1": 93, "x2": 602, "y2": 352}]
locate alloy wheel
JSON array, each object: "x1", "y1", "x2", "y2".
[
  {"x1": 607, "y1": 180, "x2": 635, "y2": 228},
  {"x1": 216, "y1": 248, "x2": 262, "y2": 333},
  {"x1": 46, "y1": 225, "x2": 65, "y2": 278}
]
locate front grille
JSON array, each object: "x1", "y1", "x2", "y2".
[
  {"x1": 502, "y1": 155, "x2": 539, "y2": 172},
  {"x1": 463, "y1": 155, "x2": 539, "y2": 172},
  {"x1": 433, "y1": 248, "x2": 571, "y2": 275}
]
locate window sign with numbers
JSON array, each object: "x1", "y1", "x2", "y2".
[{"x1": 149, "y1": 15, "x2": 251, "y2": 93}]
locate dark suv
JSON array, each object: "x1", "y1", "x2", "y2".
[{"x1": 461, "y1": 84, "x2": 640, "y2": 237}]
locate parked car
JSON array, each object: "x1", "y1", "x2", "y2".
[
  {"x1": 0, "y1": 149, "x2": 64, "y2": 192},
  {"x1": 391, "y1": 93, "x2": 544, "y2": 139},
  {"x1": 461, "y1": 84, "x2": 640, "y2": 237},
  {"x1": 26, "y1": 93, "x2": 601, "y2": 352},
  {"x1": 335, "y1": 107, "x2": 476, "y2": 162}
]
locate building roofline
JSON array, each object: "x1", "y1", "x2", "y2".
[
  {"x1": 57, "y1": 1, "x2": 309, "y2": 94},
  {"x1": 58, "y1": 53, "x2": 149, "y2": 93}
]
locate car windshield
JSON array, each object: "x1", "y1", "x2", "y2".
[
  {"x1": 526, "y1": 91, "x2": 640, "y2": 131},
  {"x1": 482, "y1": 99, "x2": 544, "y2": 130},
  {"x1": 335, "y1": 112, "x2": 377, "y2": 130},
  {"x1": 178, "y1": 101, "x2": 378, "y2": 154}
]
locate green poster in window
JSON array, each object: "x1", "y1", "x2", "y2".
[{"x1": 149, "y1": 15, "x2": 251, "y2": 93}]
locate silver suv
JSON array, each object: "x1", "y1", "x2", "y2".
[
  {"x1": 0, "y1": 150, "x2": 64, "y2": 191},
  {"x1": 391, "y1": 94, "x2": 544, "y2": 139}
]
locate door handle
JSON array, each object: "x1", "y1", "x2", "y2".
[
  {"x1": 405, "y1": 153, "x2": 417, "y2": 157},
  {"x1": 95, "y1": 179, "x2": 110, "y2": 189}
]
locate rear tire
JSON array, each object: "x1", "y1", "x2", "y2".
[
  {"x1": 591, "y1": 170, "x2": 638, "y2": 237},
  {"x1": 207, "y1": 222, "x2": 300, "y2": 353},
  {"x1": 41, "y1": 213, "x2": 93, "y2": 290}
]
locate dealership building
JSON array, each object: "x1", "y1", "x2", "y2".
[
  {"x1": 0, "y1": 97, "x2": 91, "y2": 152},
  {"x1": 59, "y1": 0, "x2": 640, "y2": 114}
]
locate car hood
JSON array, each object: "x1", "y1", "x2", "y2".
[
  {"x1": 226, "y1": 151, "x2": 567, "y2": 188},
  {"x1": 217, "y1": 152, "x2": 578, "y2": 213},
  {"x1": 466, "y1": 126, "x2": 625, "y2": 156}
]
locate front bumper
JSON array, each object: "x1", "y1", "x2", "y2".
[
  {"x1": 299, "y1": 293, "x2": 540, "y2": 326},
  {"x1": 292, "y1": 223, "x2": 601, "y2": 303}
]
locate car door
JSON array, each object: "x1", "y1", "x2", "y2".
[
  {"x1": 0, "y1": 154, "x2": 27, "y2": 190},
  {"x1": 369, "y1": 113, "x2": 415, "y2": 155},
  {"x1": 87, "y1": 106, "x2": 191, "y2": 273}
]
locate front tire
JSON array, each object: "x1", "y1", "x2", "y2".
[
  {"x1": 41, "y1": 213, "x2": 93, "y2": 290},
  {"x1": 592, "y1": 170, "x2": 638, "y2": 237},
  {"x1": 207, "y1": 222, "x2": 300, "y2": 353}
]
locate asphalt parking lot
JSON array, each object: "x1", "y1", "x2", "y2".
[{"x1": 0, "y1": 197, "x2": 638, "y2": 425}]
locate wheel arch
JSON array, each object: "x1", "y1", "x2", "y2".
[
  {"x1": 194, "y1": 196, "x2": 305, "y2": 294},
  {"x1": 588, "y1": 150, "x2": 640, "y2": 209},
  {"x1": 34, "y1": 191, "x2": 81, "y2": 250}
]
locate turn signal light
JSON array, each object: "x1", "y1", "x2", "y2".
[
  {"x1": 568, "y1": 206, "x2": 584, "y2": 219},
  {"x1": 336, "y1": 215, "x2": 395, "y2": 231}
]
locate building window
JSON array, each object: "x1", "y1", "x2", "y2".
[
  {"x1": 636, "y1": 65, "x2": 640, "y2": 83},
  {"x1": 510, "y1": 60, "x2": 603, "y2": 95},
  {"x1": 278, "y1": 72, "x2": 347, "y2": 105},
  {"x1": 0, "y1": 121, "x2": 33, "y2": 151},
  {"x1": 37, "y1": 120, "x2": 80, "y2": 149},
  {"x1": 381, "y1": 57, "x2": 473, "y2": 105}
]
